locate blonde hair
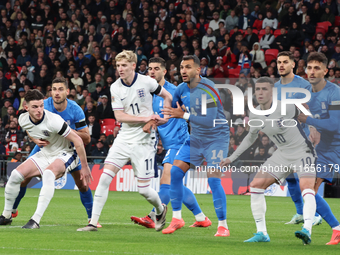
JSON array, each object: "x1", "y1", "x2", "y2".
[{"x1": 115, "y1": 50, "x2": 137, "y2": 64}]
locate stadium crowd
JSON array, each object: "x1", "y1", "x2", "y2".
[{"x1": 0, "y1": 0, "x2": 340, "y2": 167}]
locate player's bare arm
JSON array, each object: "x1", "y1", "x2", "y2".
[
  {"x1": 114, "y1": 110, "x2": 158, "y2": 124},
  {"x1": 297, "y1": 112, "x2": 308, "y2": 123},
  {"x1": 143, "y1": 120, "x2": 157, "y2": 134},
  {"x1": 162, "y1": 102, "x2": 185, "y2": 119},
  {"x1": 157, "y1": 86, "x2": 173, "y2": 109},
  {"x1": 65, "y1": 130, "x2": 93, "y2": 186},
  {"x1": 309, "y1": 126, "x2": 320, "y2": 146},
  {"x1": 74, "y1": 127, "x2": 91, "y2": 145}
]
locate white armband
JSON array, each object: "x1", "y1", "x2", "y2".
[{"x1": 183, "y1": 112, "x2": 190, "y2": 121}]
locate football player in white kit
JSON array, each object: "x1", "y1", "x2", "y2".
[
  {"x1": 0, "y1": 89, "x2": 92, "y2": 229},
  {"x1": 220, "y1": 77, "x2": 317, "y2": 245},
  {"x1": 77, "y1": 50, "x2": 173, "y2": 232}
]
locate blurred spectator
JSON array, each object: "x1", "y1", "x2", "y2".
[
  {"x1": 2, "y1": 104, "x2": 15, "y2": 128},
  {"x1": 202, "y1": 27, "x2": 216, "y2": 50},
  {"x1": 155, "y1": 140, "x2": 166, "y2": 165},
  {"x1": 239, "y1": 7, "x2": 254, "y2": 30},
  {"x1": 96, "y1": 95, "x2": 114, "y2": 120},
  {"x1": 262, "y1": 11, "x2": 278, "y2": 29},
  {"x1": 5, "y1": 120, "x2": 24, "y2": 150},
  {"x1": 212, "y1": 56, "x2": 229, "y2": 78},
  {"x1": 10, "y1": 151, "x2": 22, "y2": 162},
  {"x1": 244, "y1": 27, "x2": 259, "y2": 50},
  {"x1": 272, "y1": 27, "x2": 290, "y2": 51},
  {"x1": 259, "y1": 26, "x2": 275, "y2": 50},
  {"x1": 91, "y1": 140, "x2": 107, "y2": 163},
  {"x1": 254, "y1": 135, "x2": 275, "y2": 157},
  {"x1": 13, "y1": 87, "x2": 25, "y2": 110},
  {"x1": 254, "y1": 146, "x2": 269, "y2": 161},
  {"x1": 250, "y1": 42, "x2": 266, "y2": 69},
  {"x1": 225, "y1": 10, "x2": 238, "y2": 32},
  {"x1": 236, "y1": 46, "x2": 252, "y2": 76},
  {"x1": 209, "y1": 12, "x2": 224, "y2": 31}
]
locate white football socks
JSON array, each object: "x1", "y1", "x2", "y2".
[
  {"x1": 90, "y1": 169, "x2": 115, "y2": 226},
  {"x1": 195, "y1": 212, "x2": 206, "y2": 222},
  {"x1": 250, "y1": 187, "x2": 267, "y2": 235},
  {"x1": 218, "y1": 220, "x2": 228, "y2": 229},
  {"x1": 173, "y1": 210, "x2": 182, "y2": 219},
  {"x1": 138, "y1": 181, "x2": 163, "y2": 215},
  {"x1": 302, "y1": 188, "x2": 316, "y2": 233},
  {"x1": 3, "y1": 169, "x2": 24, "y2": 218},
  {"x1": 32, "y1": 170, "x2": 56, "y2": 224}
]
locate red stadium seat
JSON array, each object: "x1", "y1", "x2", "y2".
[
  {"x1": 100, "y1": 118, "x2": 116, "y2": 127},
  {"x1": 228, "y1": 68, "x2": 240, "y2": 79},
  {"x1": 335, "y1": 16, "x2": 340, "y2": 27},
  {"x1": 265, "y1": 49, "x2": 279, "y2": 58},
  {"x1": 315, "y1": 27, "x2": 326, "y2": 37},
  {"x1": 100, "y1": 125, "x2": 114, "y2": 136},
  {"x1": 274, "y1": 29, "x2": 281, "y2": 38},
  {"x1": 317, "y1": 22, "x2": 331, "y2": 33},
  {"x1": 258, "y1": 29, "x2": 266, "y2": 37},
  {"x1": 264, "y1": 54, "x2": 277, "y2": 66}
]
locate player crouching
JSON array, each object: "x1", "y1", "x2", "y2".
[{"x1": 0, "y1": 89, "x2": 92, "y2": 228}]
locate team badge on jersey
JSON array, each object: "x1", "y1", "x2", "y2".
[
  {"x1": 111, "y1": 96, "x2": 115, "y2": 103},
  {"x1": 42, "y1": 130, "x2": 50, "y2": 137},
  {"x1": 137, "y1": 88, "x2": 146, "y2": 102},
  {"x1": 321, "y1": 102, "x2": 326, "y2": 110}
]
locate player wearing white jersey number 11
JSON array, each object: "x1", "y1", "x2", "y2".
[
  {"x1": 220, "y1": 77, "x2": 317, "y2": 245},
  {"x1": 77, "y1": 50, "x2": 173, "y2": 232},
  {"x1": 0, "y1": 89, "x2": 92, "y2": 229}
]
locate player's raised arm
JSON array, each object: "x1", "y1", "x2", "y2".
[
  {"x1": 157, "y1": 86, "x2": 172, "y2": 108},
  {"x1": 64, "y1": 129, "x2": 92, "y2": 186}
]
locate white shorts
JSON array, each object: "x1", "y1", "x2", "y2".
[
  {"x1": 261, "y1": 149, "x2": 316, "y2": 185},
  {"x1": 29, "y1": 150, "x2": 79, "y2": 176},
  {"x1": 105, "y1": 140, "x2": 157, "y2": 179}
]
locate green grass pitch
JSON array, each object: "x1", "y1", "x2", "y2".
[{"x1": 0, "y1": 188, "x2": 339, "y2": 255}]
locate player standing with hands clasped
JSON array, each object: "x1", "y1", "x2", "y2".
[{"x1": 221, "y1": 77, "x2": 317, "y2": 244}]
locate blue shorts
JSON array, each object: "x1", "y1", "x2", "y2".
[
  {"x1": 174, "y1": 136, "x2": 229, "y2": 167},
  {"x1": 316, "y1": 149, "x2": 340, "y2": 183},
  {"x1": 162, "y1": 148, "x2": 179, "y2": 165}
]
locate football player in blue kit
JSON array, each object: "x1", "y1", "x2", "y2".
[
  {"x1": 130, "y1": 57, "x2": 211, "y2": 228},
  {"x1": 161, "y1": 55, "x2": 230, "y2": 236},
  {"x1": 275, "y1": 51, "x2": 322, "y2": 226},
  {"x1": 9, "y1": 77, "x2": 101, "y2": 227},
  {"x1": 298, "y1": 52, "x2": 340, "y2": 245}
]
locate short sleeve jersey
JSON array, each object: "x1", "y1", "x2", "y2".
[
  {"x1": 110, "y1": 73, "x2": 161, "y2": 143},
  {"x1": 19, "y1": 110, "x2": 72, "y2": 156}
]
